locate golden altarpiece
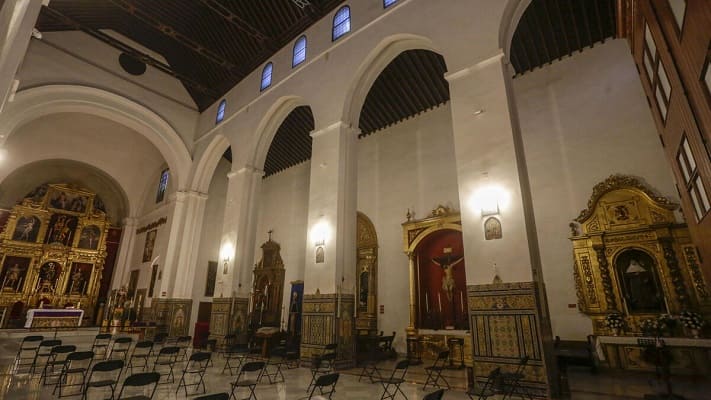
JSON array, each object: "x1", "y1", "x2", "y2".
[
  {"x1": 355, "y1": 212, "x2": 378, "y2": 336},
  {"x1": 571, "y1": 175, "x2": 711, "y2": 371},
  {"x1": 250, "y1": 234, "x2": 285, "y2": 328},
  {"x1": 0, "y1": 183, "x2": 110, "y2": 327}
]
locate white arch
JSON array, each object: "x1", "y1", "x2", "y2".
[
  {"x1": 249, "y1": 95, "x2": 310, "y2": 171},
  {"x1": 341, "y1": 33, "x2": 440, "y2": 128},
  {"x1": 499, "y1": 0, "x2": 532, "y2": 62},
  {"x1": 0, "y1": 85, "x2": 192, "y2": 188},
  {"x1": 190, "y1": 133, "x2": 231, "y2": 193}
]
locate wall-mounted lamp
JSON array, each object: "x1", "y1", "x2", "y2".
[
  {"x1": 220, "y1": 242, "x2": 233, "y2": 274},
  {"x1": 470, "y1": 185, "x2": 510, "y2": 217}
]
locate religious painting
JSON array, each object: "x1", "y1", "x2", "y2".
[
  {"x1": 65, "y1": 262, "x2": 92, "y2": 295},
  {"x1": 148, "y1": 264, "x2": 158, "y2": 297},
  {"x1": 128, "y1": 269, "x2": 139, "y2": 298},
  {"x1": 205, "y1": 261, "x2": 217, "y2": 297},
  {"x1": 0, "y1": 256, "x2": 31, "y2": 292},
  {"x1": 315, "y1": 245, "x2": 325, "y2": 263},
  {"x1": 288, "y1": 281, "x2": 304, "y2": 338},
  {"x1": 12, "y1": 215, "x2": 41, "y2": 242},
  {"x1": 44, "y1": 214, "x2": 78, "y2": 246},
  {"x1": 48, "y1": 188, "x2": 89, "y2": 213},
  {"x1": 77, "y1": 225, "x2": 101, "y2": 250},
  {"x1": 142, "y1": 229, "x2": 157, "y2": 262},
  {"x1": 38, "y1": 261, "x2": 62, "y2": 293},
  {"x1": 615, "y1": 249, "x2": 666, "y2": 314},
  {"x1": 484, "y1": 217, "x2": 502, "y2": 240}
]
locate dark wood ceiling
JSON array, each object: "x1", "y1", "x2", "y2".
[
  {"x1": 36, "y1": 0, "x2": 344, "y2": 110},
  {"x1": 264, "y1": 106, "x2": 314, "y2": 177},
  {"x1": 510, "y1": 0, "x2": 617, "y2": 76},
  {"x1": 359, "y1": 49, "x2": 449, "y2": 137}
]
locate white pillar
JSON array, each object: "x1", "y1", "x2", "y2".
[
  {"x1": 111, "y1": 217, "x2": 137, "y2": 290},
  {"x1": 0, "y1": 0, "x2": 44, "y2": 113},
  {"x1": 445, "y1": 52, "x2": 541, "y2": 284},
  {"x1": 218, "y1": 164, "x2": 263, "y2": 298},
  {"x1": 303, "y1": 121, "x2": 358, "y2": 295},
  {"x1": 171, "y1": 191, "x2": 208, "y2": 298}
]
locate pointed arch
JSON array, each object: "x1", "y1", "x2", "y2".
[
  {"x1": 249, "y1": 96, "x2": 310, "y2": 172},
  {"x1": 190, "y1": 133, "x2": 231, "y2": 193}
]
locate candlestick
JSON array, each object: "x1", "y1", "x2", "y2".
[
  {"x1": 425, "y1": 292, "x2": 429, "y2": 312},
  {"x1": 1, "y1": 275, "x2": 7, "y2": 289},
  {"x1": 17, "y1": 277, "x2": 23, "y2": 291},
  {"x1": 460, "y1": 291, "x2": 464, "y2": 314},
  {"x1": 70, "y1": 281, "x2": 75, "y2": 294},
  {"x1": 82, "y1": 282, "x2": 86, "y2": 294},
  {"x1": 438, "y1": 292, "x2": 442, "y2": 313}
]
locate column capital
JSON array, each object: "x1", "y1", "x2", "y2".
[
  {"x1": 122, "y1": 217, "x2": 138, "y2": 227},
  {"x1": 228, "y1": 164, "x2": 264, "y2": 179},
  {"x1": 444, "y1": 50, "x2": 505, "y2": 83},
  {"x1": 310, "y1": 120, "x2": 361, "y2": 139},
  {"x1": 175, "y1": 189, "x2": 208, "y2": 201}
]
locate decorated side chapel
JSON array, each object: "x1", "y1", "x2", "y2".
[
  {"x1": 0, "y1": 183, "x2": 110, "y2": 327},
  {"x1": 570, "y1": 175, "x2": 711, "y2": 338}
]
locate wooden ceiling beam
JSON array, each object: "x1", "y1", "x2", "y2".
[
  {"x1": 528, "y1": 6, "x2": 552, "y2": 65},
  {"x1": 577, "y1": 0, "x2": 594, "y2": 47},
  {"x1": 553, "y1": 0, "x2": 572, "y2": 56},
  {"x1": 197, "y1": 0, "x2": 272, "y2": 44},
  {"x1": 540, "y1": 0, "x2": 561, "y2": 59}
]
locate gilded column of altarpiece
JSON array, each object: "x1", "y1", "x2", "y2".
[
  {"x1": 570, "y1": 175, "x2": 711, "y2": 335},
  {"x1": 0, "y1": 183, "x2": 111, "y2": 327}
]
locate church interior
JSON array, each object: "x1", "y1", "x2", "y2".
[{"x1": 0, "y1": 0, "x2": 710, "y2": 399}]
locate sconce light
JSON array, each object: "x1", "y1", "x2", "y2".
[
  {"x1": 220, "y1": 242, "x2": 233, "y2": 275},
  {"x1": 311, "y1": 219, "x2": 329, "y2": 247},
  {"x1": 470, "y1": 185, "x2": 510, "y2": 217}
]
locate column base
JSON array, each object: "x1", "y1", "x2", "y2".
[
  {"x1": 467, "y1": 282, "x2": 557, "y2": 399},
  {"x1": 149, "y1": 298, "x2": 192, "y2": 337},
  {"x1": 300, "y1": 292, "x2": 355, "y2": 368},
  {"x1": 209, "y1": 296, "x2": 249, "y2": 345}
]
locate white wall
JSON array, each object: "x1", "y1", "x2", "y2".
[
  {"x1": 254, "y1": 103, "x2": 460, "y2": 351},
  {"x1": 253, "y1": 161, "x2": 311, "y2": 328},
  {"x1": 514, "y1": 39, "x2": 679, "y2": 340}
]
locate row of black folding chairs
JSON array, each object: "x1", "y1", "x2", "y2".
[
  {"x1": 466, "y1": 356, "x2": 533, "y2": 400},
  {"x1": 91, "y1": 333, "x2": 193, "y2": 361}
]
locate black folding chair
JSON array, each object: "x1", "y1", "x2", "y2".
[
  {"x1": 14, "y1": 335, "x2": 43, "y2": 373},
  {"x1": 307, "y1": 343, "x2": 337, "y2": 392},
  {"x1": 261, "y1": 346, "x2": 286, "y2": 384},
  {"x1": 32, "y1": 339, "x2": 62, "y2": 374},
  {"x1": 109, "y1": 337, "x2": 133, "y2": 361},
  {"x1": 229, "y1": 361, "x2": 265, "y2": 400},
  {"x1": 306, "y1": 372, "x2": 339, "y2": 399},
  {"x1": 423, "y1": 389, "x2": 445, "y2": 400},
  {"x1": 176, "y1": 335, "x2": 192, "y2": 361},
  {"x1": 377, "y1": 359, "x2": 409, "y2": 400},
  {"x1": 422, "y1": 350, "x2": 450, "y2": 391},
  {"x1": 152, "y1": 345, "x2": 180, "y2": 384},
  {"x1": 195, "y1": 393, "x2": 229, "y2": 400},
  {"x1": 222, "y1": 344, "x2": 249, "y2": 375},
  {"x1": 41, "y1": 345, "x2": 77, "y2": 386},
  {"x1": 54, "y1": 350, "x2": 94, "y2": 397},
  {"x1": 467, "y1": 367, "x2": 500, "y2": 400},
  {"x1": 116, "y1": 372, "x2": 160, "y2": 400},
  {"x1": 128, "y1": 340, "x2": 154, "y2": 373},
  {"x1": 220, "y1": 334, "x2": 237, "y2": 353},
  {"x1": 83, "y1": 359, "x2": 124, "y2": 400},
  {"x1": 501, "y1": 356, "x2": 533, "y2": 400},
  {"x1": 92, "y1": 333, "x2": 112, "y2": 359},
  {"x1": 176, "y1": 351, "x2": 211, "y2": 395},
  {"x1": 359, "y1": 336, "x2": 386, "y2": 383}
]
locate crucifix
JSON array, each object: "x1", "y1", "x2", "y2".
[{"x1": 268, "y1": 229, "x2": 274, "y2": 241}]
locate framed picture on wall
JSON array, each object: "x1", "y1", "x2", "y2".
[
  {"x1": 205, "y1": 261, "x2": 217, "y2": 297},
  {"x1": 148, "y1": 264, "x2": 158, "y2": 297},
  {"x1": 128, "y1": 269, "x2": 139, "y2": 298},
  {"x1": 142, "y1": 229, "x2": 157, "y2": 262}
]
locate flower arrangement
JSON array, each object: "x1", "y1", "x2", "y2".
[
  {"x1": 679, "y1": 311, "x2": 705, "y2": 337},
  {"x1": 639, "y1": 318, "x2": 660, "y2": 336},
  {"x1": 640, "y1": 314, "x2": 677, "y2": 336},
  {"x1": 605, "y1": 313, "x2": 624, "y2": 331}
]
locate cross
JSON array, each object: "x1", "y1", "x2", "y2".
[{"x1": 268, "y1": 229, "x2": 273, "y2": 241}]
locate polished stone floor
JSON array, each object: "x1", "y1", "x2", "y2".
[{"x1": 1, "y1": 335, "x2": 709, "y2": 399}]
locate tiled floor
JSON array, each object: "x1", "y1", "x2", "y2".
[{"x1": 1, "y1": 336, "x2": 709, "y2": 399}]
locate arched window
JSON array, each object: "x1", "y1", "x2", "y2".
[
  {"x1": 156, "y1": 168, "x2": 169, "y2": 203},
  {"x1": 332, "y1": 6, "x2": 351, "y2": 41},
  {"x1": 216, "y1": 99, "x2": 226, "y2": 124},
  {"x1": 383, "y1": 0, "x2": 397, "y2": 8},
  {"x1": 293, "y1": 36, "x2": 307, "y2": 67},
  {"x1": 261, "y1": 62, "x2": 273, "y2": 91}
]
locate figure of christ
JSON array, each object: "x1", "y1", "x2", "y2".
[
  {"x1": 19, "y1": 219, "x2": 35, "y2": 241},
  {"x1": 432, "y1": 253, "x2": 464, "y2": 301}
]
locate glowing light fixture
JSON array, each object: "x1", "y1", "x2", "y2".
[
  {"x1": 220, "y1": 242, "x2": 233, "y2": 274},
  {"x1": 470, "y1": 185, "x2": 510, "y2": 217}
]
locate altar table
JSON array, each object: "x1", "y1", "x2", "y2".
[
  {"x1": 25, "y1": 309, "x2": 84, "y2": 328},
  {"x1": 595, "y1": 335, "x2": 711, "y2": 374}
]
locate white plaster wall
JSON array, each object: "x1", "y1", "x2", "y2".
[
  {"x1": 253, "y1": 161, "x2": 311, "y2": 327},
  {"x1": 514, "y1": 39, "x2": 679, "y2": 340},
  {"x1": 253, "y1": 104, "x2": 459, "y2": 351},
  {"x1": 189, "y1": 158, "x2": 231, "y2": 331}
]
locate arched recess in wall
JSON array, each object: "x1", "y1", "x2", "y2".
[
  {"x1": 250, "y1": 96, "x2": 310, "y2": 173},
  {"x1": 0, "y1": 85, "x2": 192, "y2": 189},
  {"x1": 0, "y1": 159, "x2": 129, "y2": 225},
  {"x1": 190, "y1": 134, "x2": 231, "y2": 193},
  {"x1": 341, "y1": 34, "x2": 441, "y2": 129}
]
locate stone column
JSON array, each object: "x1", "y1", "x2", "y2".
[
  {"x1": 111, "y1": 217, "x2": 137, "y2": 290},
  {"x1": 301, "y1": 121, "x2": 358, "y2": 364},
  {"x1": 0, "y1": 0, "x2": 44, "y2": 113},
  {"x1": 446, "y1": 52, "x2": 556, "y2": 396}
]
